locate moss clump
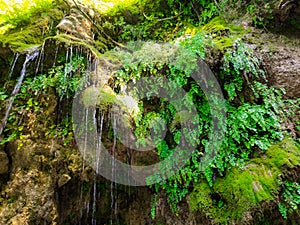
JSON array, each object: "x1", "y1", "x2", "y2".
[
  {"x1": 47, "y1": 34, "x2": 106, "y2": 58},
  {"x1": 0, "y1": 25, "x2": 45, "y2": 52},
  {"x1": 190, "y1": 138, "x2": 300, "y2": 224},
  {"x1": 0, "y1": 2, "x2": 65, "y2": 52},
  {"x1": 200, "y1": 17, "x2": 250, "y2": 51},
  {"x1": 81, "y1": 86, "x2": 117, "y2": 110}
]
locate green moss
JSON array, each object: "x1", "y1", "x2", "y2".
[
  {"x1": 190, "y1": 138, "x2": 300, "y2": 224},
  {"x1": 200, "y1": 17, "x2": 250, "y2": 51},
  {"x1": 48, "y1": 34, "x2": 105, "y2": 58},
  {"x1": 0, "y1": 4, "x2": 65, "y2": 53},
  {"x1": 0, "y1": 24, "x2": 44, "y2": 52},
  {"x1": 189, "y1": 181, "x2": 217, "y2": 217},
  {"x1": 81, "y1": 86, "x2": 117, "y2": 110}
]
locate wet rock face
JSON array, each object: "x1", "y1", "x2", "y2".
[
  {"x1": 0, "y1": 47, "x2": 14, "y2": 82},
  {"x1": 267, "y1": 45, "x2": 300, "y2": 98},
  {"x1": 277, "y1": 0, "x2": 300, "y2": 23},
  {"x1": 56, "y1": 3, "x2": 95, "y2": 41},
  {"x1": 251, "y1": 0, "x2": 300, "y2": 26},
  {"x1": 0, "y1": 151, "x2": 9, "y2": 174},
  {"x1": 246, "y1": 30, "x2": 300, "y2": 99}
]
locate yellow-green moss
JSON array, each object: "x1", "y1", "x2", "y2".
[
  {"x1": 0, "y1": 24, "x2": 45, "y2": 52},
  {"x1": 0, "y1": 6, "x2": 65, "y2": 53},
  {"x1": 81, "y1": 86, "x2": 117, "y2": 110},
  {"x1": 48, "y1": 34, "x2": 106, "y2": 58},
  {"x1": 200, "y1": 17, "x2": 251, "y2": 51},
  {"x1": 190, "y1": 137, "x2": 300, "y2": 224}
]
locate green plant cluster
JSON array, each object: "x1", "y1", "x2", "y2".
[
  {"x1": 278, "y1": 181, "x2": 300, "y2": 219},
  {"x1": 0, "y1": 0, "x2": 65, "y2": 52},
  {"x1": 24, "y1": 56, "x2": 87, "y2": 99},
  {"x1": 204, "y1": 39, "x2": 285, "y2": 184},
  {"x1": 0, "y1": 56, "x2": 87, "y2": 147},
  {"x1": 0, "y1": 0, "x2": 54, "y2": 33},
  {"x1": 102, "y1": 0, "x2": 225, "y2": 41},
  {"x1": 221, "y1": 39, "x2": 266, "y2": 101},
  {"x1": 111, "y1": 35, "x2": 285, "y2": 213},
  {"x1": 190, "y1": 138, "x2": 300, "y2": 223}
]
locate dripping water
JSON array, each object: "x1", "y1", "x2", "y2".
[
  {"x1": 92, "y1": 110, "x2": 104, "y2": 225},
  {"x1": 7, "y1": 53, "x2": 19, "y2": 81},
  {"x1": 86, "y1": 53, "x2": 92, "y2": 72},
  {"x1": 110, "y1": 113, "x2": 117, "y2": 224},
  {"x1": 79, "y1": 108, "x2": 89, "y2": 223},
  {"x1": 94, "y1": 59, "x2": 99, "y2": 86},
  {"x1": 35, "y1": 41, "x2": 45, "y2": 75},
  {"x1": 52, "y1": 45, "x2": 59, "y2": 67},
  {"x1": 49, "y1": 20, "x2": 54, "y2": 34},
  {"x1": 70, "y1": 45, "x2": 73, "y2": 60},
  {"x1": 0, "y1": 50, "x2": 39, "y2": 136}
]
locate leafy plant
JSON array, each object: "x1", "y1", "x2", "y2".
[
  {"x1": 23, "y1": 56, "x2": 87, "y2": 99},
  {"x1": 0, "y1": 55, "x2": 86, "y2": 147},
  {"x1": 0, "y1": 0, "x2": 54, "y2": 34},
  {"x1": 112, "y1": 37, "x2": 284, "y2": 214},
  {"x1": 278, "y1": 181, "x2": 300, "y2": 219},
  {"x1": 221, "y1": 39, "x2": 266, "y2": 102}
]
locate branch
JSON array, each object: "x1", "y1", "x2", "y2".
[
  {"x1": 190, "y1": 0, "x2": 200, "y2": 21},
  {"x1": 143, "y1": 11, "x2": 183, "y2": 22}
]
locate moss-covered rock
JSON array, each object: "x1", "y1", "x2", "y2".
[
  {"x1": 200, "y1": 17, "x2": 250, "y2": 51},
  {"x1": 0, "y1": 2, "x2": 66, "y2": 53},
  {"x1": 81, "y1": 85, "x2": 117, "y2": 110},
  {"x1": 190, "y1": 137, "x2": 300, "y2": 224}
]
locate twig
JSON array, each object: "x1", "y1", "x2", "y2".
[
  {"x1": 143, "y1": 11, "x2": 183, "y2": 22},
  {"x1": 190, "y1": 0, "x2": 200, "y2": 21}
]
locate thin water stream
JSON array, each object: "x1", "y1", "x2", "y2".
[
  {"x1": 0, "y1": 49, "x2": 39, "y2": 136},
  {"x1": 7, "y1": 53, "x2": 20, "y2": 81}
]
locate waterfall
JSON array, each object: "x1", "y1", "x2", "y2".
[{"x1": 0, "y1": 49, "x2": 39, "y2": 136}]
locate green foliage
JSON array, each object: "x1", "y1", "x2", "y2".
[
  {"x1": 190, "y1": 138, "x2": 300, "y2": 223},
  {"x1": 47, "y1": 116, "x2": 74, "y2": 146},
  {"x1": 0, "y1": 56, "x2": 86, "y2": 147},
  {"x1": 151, "y1": 194, "x2": 158, "y2": 219},
  {"x1": 0, "y1": 0, "x2": 65, "y2": 52},
  {"x1": 102, "y1": 0, "x2": 226, "y2": 41},
  {"x1": 278, "y1": 181, "x2": 300, "y2": 219},
  {"x1": 167, "y1": 0, "x2": 219, "y2": 24},
  {"x1": 203, "y1": 39, "x2": 284, "y2": 184},
  {"x1": 245, "y1": 0, "x2": 274, "y2": 28},
  {"x1": 23, "y1": 56, "x2": 87, "y2": 99},
  {"x1": 212, "y1": 100, "x2": 283, "y2": 173},
  {"x1": 0, "y1": 90, "x2": 9, "y2": 101},
  {"x1": 199, "y1": 17, "x2": 249, "y2": 51},
  {"x1": 0, "y1": 0, "x2": 54, "y2": 33},
  {"x1": 112, "y1": 37, "x2": 285, "y2": 214},
  {"x1": 221, "y1": 39, "x2": 266, "y2": 101}
]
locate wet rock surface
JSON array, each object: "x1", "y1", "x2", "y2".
[
  {"x1": 251, "y1": 31, "x2": 300, "y2": 98},
  {"x1": 0, "y1": 151, "x2": 9, "y2": 174},
  {"x1": 56, "y1": 3, "x2": 95, "y2": 42}
]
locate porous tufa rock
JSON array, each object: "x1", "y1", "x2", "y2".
[
  {"x1": 58, "y1": 174, "x2": 71, "y2": 188},
  {"x1": 0, "y1": 151, "x2": 9, "y2": 174}
]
